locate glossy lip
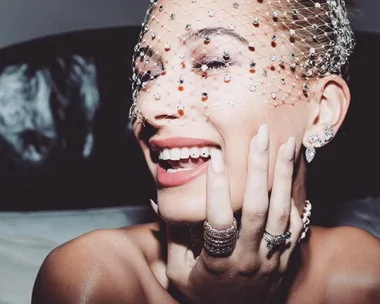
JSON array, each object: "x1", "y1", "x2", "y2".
[
  {"x1": 149, "y1": 137, "x2": 219, "y2": 150},
  {"x1": 157, "y1": 160, "x2": 210, "y2": 188}
]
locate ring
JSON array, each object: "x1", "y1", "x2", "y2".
[
  {"x1": 203, "y1": 218, "x2": 238, "y2": 257},
  {"x1": 263, "y1": 231, "x2": 292, "y2": 251}
]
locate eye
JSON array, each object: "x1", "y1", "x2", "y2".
[
  {"x1": 135, "y1": 62, "x2": 164, "y2": 90},
  {"x1": 192, "y1": 58, "x2": 229, "y2": 71}
]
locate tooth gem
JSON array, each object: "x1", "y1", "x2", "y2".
[{"x1": 190, "y1": 147, "x2": 200, "y2": 158}]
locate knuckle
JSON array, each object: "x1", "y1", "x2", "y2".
[
  {"x1": 236, "y1": 259, "x2": 261, "y2": 276},
  {"x1": 251, "y1": 158, "x2": 268, "y2": 173},
  {"x1": 201, "y1": 256, "x2": 229, "y2": 274},
  {"x1": 244, "y1": 208, "x2": 268, "y2": 222},
  {"x1": 278, "y1": 169, "x2": 293, "y2": 180},
  {"x1": 260, "y1": 260, "x2": 279, "y2": 275},
  {"x1": 276, "y1": 211, "x2": 290, "y2": 224}
]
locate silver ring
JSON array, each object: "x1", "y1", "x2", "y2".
[
  {"x1": 203, "y1": 218, "x2": 238, "y2": 257},
  {"x1": 263, "y1": 231, "x2": 292, "y2": 251}
]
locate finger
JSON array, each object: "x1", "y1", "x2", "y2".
[
  {"x1": 206, "y1": 148, "x2": 234, "y2": 230},
  {"x1": 237, "y1": 124, "x2": 270, "y2": 255},
  {"x1": 265, "y1": 137, "x2": 295, "y2": 236},
  {"x1": 278, "y1": 199, "x2": 304, "y2": 273},
  {"x1": 200, "y1": 148, "x2": 235, "y2": 266}
]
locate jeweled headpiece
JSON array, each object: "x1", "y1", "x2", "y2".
[{"x1": 130, "y1": 0, "x2": 355, "y2": 120}]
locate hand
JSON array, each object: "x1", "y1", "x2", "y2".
[{"x1": 160, "y1": 125, "x2": 304, "y2": 304}]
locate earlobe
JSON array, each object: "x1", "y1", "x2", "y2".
[{"x1": 302, "y1": 75, "x2": 351, "y2": 163}]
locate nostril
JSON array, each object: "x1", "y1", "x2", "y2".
[{"x1": 155, "y1": 114, "x2": 179, "y2": 120}]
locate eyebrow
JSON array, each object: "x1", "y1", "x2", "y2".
[{"x1": 180, "y1": 26, "x2": 248, "y2": 45}]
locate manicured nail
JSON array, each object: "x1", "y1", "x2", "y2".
[
  {"x1": 150, "y1": 199, "x2": 159, "y2": 215},
  {"x1": 211, "y1": 149, "x2": 225, "y2": 173},
  {"x1": 256, "y1": 124, "x2": 269, "y2": 152},
  {"x1": 282, "y1": 137, "x2": 296, "y2": 160}
]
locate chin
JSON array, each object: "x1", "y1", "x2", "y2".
[{"x1": 156, "y1": 175, "x2": 208, "y2": 225}]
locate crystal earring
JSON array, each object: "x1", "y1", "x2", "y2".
[{"x1": 305, "y1": 125, "x2": 334, "y2": 163}]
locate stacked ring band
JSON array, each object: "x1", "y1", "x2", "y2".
[{"x1": 203, "y1": 218, "x2": 238, "y2": 257}]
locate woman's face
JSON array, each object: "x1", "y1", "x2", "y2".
[{"x1": 133, "y1": 0, "x2": 314, "y2": 223}]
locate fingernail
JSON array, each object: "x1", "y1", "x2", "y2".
[
  {"x1": 210, "y1": 149, "x2": 225, "y2": 173},
  {"x1": 282, "y1": 137, "x2": 296, "y2": 160},
  {"x1": 150, "y1": 199, "x2": 159, "y2": 215},
  {"x1": 256, "y1": 124, "x2": 269, "y2": 152}
]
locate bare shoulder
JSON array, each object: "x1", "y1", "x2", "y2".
[
  {"x1": 293, "y1": 226, "x2": 380, "y2": 304},
  {"x1": 32, "y1": 223, "x2": 174, "y2": 304}
]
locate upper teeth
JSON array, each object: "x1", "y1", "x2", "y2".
[{"x1": 158, "y1": 147, "x2": 211, "y2": 161}]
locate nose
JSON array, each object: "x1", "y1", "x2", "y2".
[{"x1": 138, "y1": 100, "x2": 181, "y2": 129}]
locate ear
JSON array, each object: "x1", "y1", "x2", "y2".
[{"x1": 302, "y1": 75, "x2": 351, "y2": 148}]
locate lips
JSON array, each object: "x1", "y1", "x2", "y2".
[{"x1": 157, "y1": 160, "x2": 210, "y2": 187}]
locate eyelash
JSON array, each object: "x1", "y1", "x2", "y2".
[
  {"x1": 134, "y1": 56, "x2": 230, "y2": 89},
  {"x1": 135, "y1": 63, "x2": 164, "y2": 88},
  {"x1": 192, "y1": 58, "x2": 229, "y2": 71}
]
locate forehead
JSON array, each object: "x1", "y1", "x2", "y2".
[{"x1": 143, "y1": 0, "x2": 274, "y2": 43}]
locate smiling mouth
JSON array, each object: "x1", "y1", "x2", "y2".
[
  {"x1": 157, "y1": 146, "x2": 213, "y2": 173},
  {"x1": 154, "y1": 145, "x2": 217, "y2": 187}
]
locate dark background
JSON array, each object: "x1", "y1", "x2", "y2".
[{"x1": 0, "y1": 27, "x2": 155, "y2": 211}]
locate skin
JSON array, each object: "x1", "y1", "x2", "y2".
[{"x1": 32, "y1": 1, "x2": 380, "y2": 303}]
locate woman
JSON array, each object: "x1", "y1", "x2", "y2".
[{"x1": 32, "y1": 0, "x2": 380, "y2": 303}]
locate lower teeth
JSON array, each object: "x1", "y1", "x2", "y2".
[{"x1": 167, "y1": 167, "x2": 193, "y2": 173}]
